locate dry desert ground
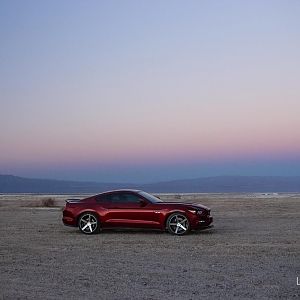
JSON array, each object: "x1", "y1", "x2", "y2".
[{"x1": 0, "y1": 193, "x2": 299, "y2": 299}]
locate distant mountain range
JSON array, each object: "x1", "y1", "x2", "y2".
[{"x1": 1, "y1": 174, "x2": 300, "y2": 193}]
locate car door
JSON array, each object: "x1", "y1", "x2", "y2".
[{"x1": 99, "y1": 192, "x2": 159, "y2": 228}]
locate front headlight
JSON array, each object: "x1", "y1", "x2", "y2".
[{"x1": 188, "y1": 209, "x2": 203, "y2": 215}]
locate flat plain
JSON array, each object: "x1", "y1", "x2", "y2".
[{"x1": 0, "y1": 193, "x2": 299, "y2": 299}]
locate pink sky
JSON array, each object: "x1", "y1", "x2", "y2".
[{"x1": 1, "y1": 1, "x2": 300, "y2": 182}]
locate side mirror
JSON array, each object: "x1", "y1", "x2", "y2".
[{"x1": 139, "y1": 199, "x2": 147, "y2": 207}]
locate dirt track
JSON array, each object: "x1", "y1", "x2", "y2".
[{"x1": 0, "y1": 194, "x2": 299, "y2": 299}]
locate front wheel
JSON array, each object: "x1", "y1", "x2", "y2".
[
  {"x1": 78, "y1": 212, "x2": 100, "y2": 234},
  {"x1": 166, "y1": 213, "x2": 190, "y2": 235}
]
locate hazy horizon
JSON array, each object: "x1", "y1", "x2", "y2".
[
  {"x1": 2, "y1": 170, "x2": 300, "y2": 185},
  {"x1": 1, "y1": 1, "x2": 300, "y2": 182}
]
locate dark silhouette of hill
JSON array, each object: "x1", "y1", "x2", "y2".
[{"x1": 1, "y1": 175, "x2": 300, "y2": 193}]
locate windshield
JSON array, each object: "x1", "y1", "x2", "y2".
[{"x1": 138, "y1": 191, "x2": 163, "y2": 203}]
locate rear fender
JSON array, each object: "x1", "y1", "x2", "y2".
[{"x1": 76, "y1": 209, "x2": 100, "y2": 226}]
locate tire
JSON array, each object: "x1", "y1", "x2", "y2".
[
  {"x1": 166, "y1": 212, "x2": 190, "y2": 235},
  {"x1": 78, "y1": 212, "x2": 100, "y2": 234}
]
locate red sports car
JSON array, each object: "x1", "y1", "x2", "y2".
[{"x1": 62, "y1": 189, "x2": 213, "y2": 235}]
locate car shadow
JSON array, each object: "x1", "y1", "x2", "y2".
[{"x1": 69, "y1": 227, "x2": 215, "y2": 235}]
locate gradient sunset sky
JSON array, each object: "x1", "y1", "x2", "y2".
[{"x1": 1, "y1": 1, "x2": 300, "y2": 183}]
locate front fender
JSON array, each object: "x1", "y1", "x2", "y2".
[{"x1": 163, "y1": 209, "x2": 190, "y2": 228}]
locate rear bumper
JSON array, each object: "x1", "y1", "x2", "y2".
[
  {"x1": 62, "y1": 209, "x2": 77, "y2": 227},
  {"x1": 62, "y1": 216, "x2": 77, "y2": 227}
]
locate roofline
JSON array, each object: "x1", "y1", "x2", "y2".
[{"x1": 99, "y1": 189, "x2": 141, "y2": 194}]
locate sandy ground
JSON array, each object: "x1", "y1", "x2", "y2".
[{"x1": 0, "y1": 193, "x2": 299, "y2": 299}]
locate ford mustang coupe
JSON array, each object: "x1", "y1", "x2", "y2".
[{"x1": 62, "y1": 190, "x2": 213, "y2": 235}]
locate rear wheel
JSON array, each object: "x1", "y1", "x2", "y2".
[
  {"x1": 78, "y1": 212, "x2": 100, "y2": 234},
  {"x1": 166, "y1": 213, "x2": 190, "y2": 235}
]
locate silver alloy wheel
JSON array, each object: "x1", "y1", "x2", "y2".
[
  {"x1": 79, "y1": 213, "x2": 98, "y2": 234},
  {"x1": 168, "y1": 213, "x2": 189, "y2": 235}
]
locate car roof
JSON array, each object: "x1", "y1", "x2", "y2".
[{"x1": 100, "y1": 189, "x2": 141, "y2": 194}]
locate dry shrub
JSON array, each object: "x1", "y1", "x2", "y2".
[
  {"x1": 26, "y1": 197, "x2": 57, "y2": 207},
  {"x1": 174, "y1": 194, "x2": 182, "y2": 200},
  {"x1": 41, "y1": 197, "x2": 56, "y2": 207}
]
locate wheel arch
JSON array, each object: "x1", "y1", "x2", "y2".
[
  {"x1": 76, "y1": 209, "x2": 100, "y2": 226},
  {"x1": 164, "y1": 210, "x2": 189, "y2": 228}
]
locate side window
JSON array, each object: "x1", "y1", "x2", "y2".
[
  {"x1": 110, "y1": 194, "x2": 121, "y2": 202},
  {"x1": 96, "y1": 192, "x2": 141, "y2": 203},
  {"x1": 121, "y1": 193, "x2": 141, "y2": 203},
  {"x1": 96, "y1": 193, "x2": 120, "y2": 203}
]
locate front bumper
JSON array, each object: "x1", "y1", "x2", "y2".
[
  {"x1": 196, "y1": 224, "x2": 214, "y2": 231},
  {"x1": 195, "y1": 216, "x2": 213, "y2": 229}
]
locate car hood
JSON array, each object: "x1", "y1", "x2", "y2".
[{"x1": 157, "y1": 202, "x2": 210, "y2": 211}]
